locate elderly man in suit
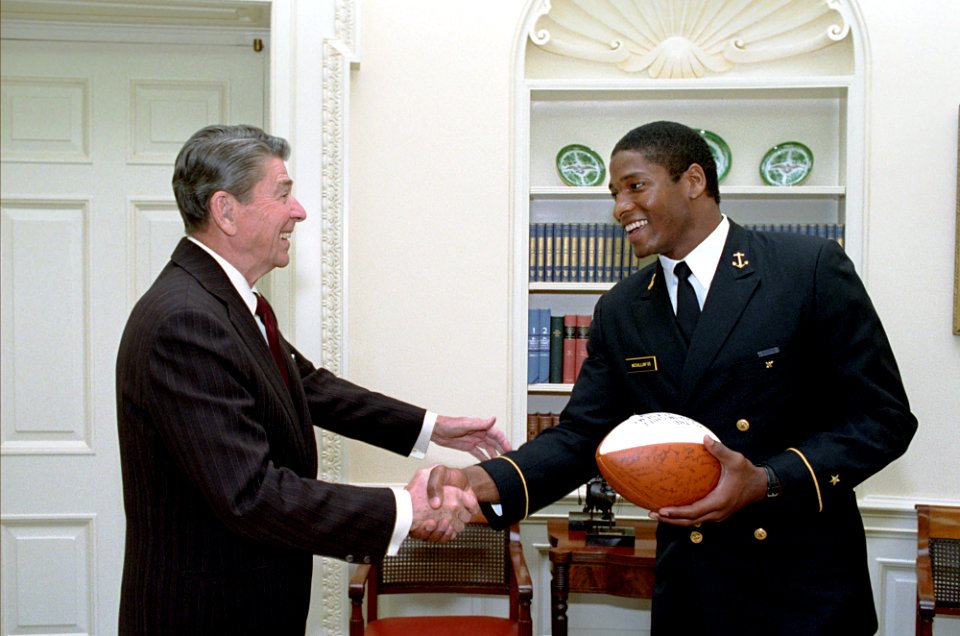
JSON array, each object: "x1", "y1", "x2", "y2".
[
  {"x1": 116, "y1": 124, "x2": 508, "y2": 635},
  {"x1": 431, "y1": 121, "x2": 917, "y2": 635}
]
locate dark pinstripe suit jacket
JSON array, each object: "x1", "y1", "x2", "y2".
[
  {"x1": 116, "y1": 238, "x2": 425, "y2": 635},
  {"x1": 482, "y1": 221, "x2": 916, "y2": 635}
]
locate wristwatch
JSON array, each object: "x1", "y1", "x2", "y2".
[{"x1": 760, "y1": 463, "x2": 781, "y2": 498}]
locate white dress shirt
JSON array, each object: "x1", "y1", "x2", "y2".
[{"x1": 658, "y1": 215, "x2": 730, "y2": 314}]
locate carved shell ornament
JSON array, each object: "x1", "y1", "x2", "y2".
[{"x1": 529, "y1": 0, "x2": 850, "y2": 78}]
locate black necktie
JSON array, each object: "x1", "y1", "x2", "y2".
[
  {"x1": 674, "y1": 261, "x2": 700, "y2": 343},
  {"x1": 254, "y1": 293, "x2": 290, "y2": 389}
]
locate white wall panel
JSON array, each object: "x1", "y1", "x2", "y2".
[
  {"x1": 877, "y1": 557, "x2": 916, "y2": 636},
  {"x1": 1, "y1": 514, "x2": 95, "y2": 636},
  {"x1": 0, "y1": 76, "x2": 90, "y2": 163},
  {"x1": 0, "y1": 199, "x2": 90, "y2": 454},
  {"x1": 129, "y1": 79, "x2": 228, "y2": 164},
  {"x1": 129, "y1": 199, "x2": 183, "y2": 299}
]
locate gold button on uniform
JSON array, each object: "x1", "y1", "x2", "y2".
[
  {"x1": 753, "y1": 528, "x2": 768, "y2": 541},
  {"x1": 690, "y1": 531, "x2": 703, "y2": 544},
  {"x1": 736, "y1": 419, "x2": 750, "y2": 432}
]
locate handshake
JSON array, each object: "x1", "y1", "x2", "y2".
[
  {"x1": 405, "y1": 464, "x2": 480, "y2": 542},
  {"x1": 401, "y1": 413, "x2": 509, "y2": 542}
]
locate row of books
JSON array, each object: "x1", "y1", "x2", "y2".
[
  {"x1": 526, "y1": 412, "x2": 560, "y2": 441},
  {"x1": 528, "y1": 309, "x2": 591, "y2": 385},
  {"x1": 529, "y1": 223, "x2": 647, "y2": 283},
  {"x1": 742, "y1": 222, "x2": 845, "y2": 245},
  {"x1": 529, "y1": 222, "x2": 845, "y2": 283}
]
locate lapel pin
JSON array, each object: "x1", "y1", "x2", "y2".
[{"x1": 732, "y1": 252, "x2": 749, "y2": 269}]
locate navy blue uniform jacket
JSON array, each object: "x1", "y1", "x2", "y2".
[
  {"x1": 481, "y1": 220, "x2": 916, "y2": 634},
  {"x1": 116, "y1": 238, "x2": 425, "y2": 635}
]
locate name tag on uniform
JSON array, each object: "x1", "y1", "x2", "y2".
[
  {"x1": 757, "y1": 346, "x2": 780, "y2": 369},
  {"x1": 626, "y1": 356, "x2": 658, "y2": 373}
]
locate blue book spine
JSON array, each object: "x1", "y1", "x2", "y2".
[
  {"x1": 603, "y1": 224, "x2": 615, "y2": 282},
  {"x1": 538, "y1": 309, "x2": 551, "y2": 384},
  {"x1": 586, "y1": 223, "x2": 598, "y2": 283},
  {"x1": 572, "y1": 223, "x2": 582, "y2": 282},
  {"x1": 612, "y1": 227, "x2": 625, "y2": 281},
  {"x1": 622, "y1": 231, "x2": 633, "y2": 278},
  {"x1": 543, "y1": 223, "x2": 555, "y2": 282},
  {"x1": 567, "y1": 224, "x2": 577, "y2": 282},
  {"x1": 594, "y1": 224, "x2": 606, "y2": 282},
  {"x1": 580, "y1": 223, "x2": 590, "y2": 282},
  {"x1": 528, "y1": 223, "x2": 543, "y2": 283},
  {"x1": 556, "y1": 223, "x2": 570, "y2": 283},
  {"x1": 527, "y1": 308, "x2": 539, "y2": 384}
]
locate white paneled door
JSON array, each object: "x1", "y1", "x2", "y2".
[{"x1": 1, "y1": 36, "x2": 265, "y2": 635}]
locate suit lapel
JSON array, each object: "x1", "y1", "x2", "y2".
[
  {"x1": 680, "y1": 223, "x2": 759, "y2": 403},
  {"x1": 630, "y1": 263, "x2": 687, "y2": 384},
  {"x1": 170, "y1": 239, "x2": 304, "y2": 433}
]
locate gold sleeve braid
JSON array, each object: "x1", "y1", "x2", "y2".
[
  {"x1": 494, "y1": 455, "x2": 529, "y2": 520},
  {"x1": 787, "y1": 447, "x2": 822, "y2": 512}
]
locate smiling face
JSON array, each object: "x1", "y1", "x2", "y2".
[
  {"x1": 229, "y1": 156, "x2": 306, "y2": 284},
  {"x1": 609, "y1": 150, "x2": 711, "y2": 261}
]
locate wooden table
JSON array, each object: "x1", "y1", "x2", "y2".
[{"x1": 547, "y1": 517, "x2": 658, "y2": 636}]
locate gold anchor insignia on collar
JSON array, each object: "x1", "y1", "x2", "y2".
[
  {"x1": 732, "y1": 251, "x2": 749, "y2": 269},
  {"x1": 647, "y1": 272, "x2": 657, "y2": 290}
]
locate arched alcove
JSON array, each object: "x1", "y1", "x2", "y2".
[{"x1": 511, "y1": 0, "x2": 868, "y2": 446}]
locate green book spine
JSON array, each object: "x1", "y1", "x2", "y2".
[{"x1": 549, "y1": 315, "x2": 564, "y2": 383}]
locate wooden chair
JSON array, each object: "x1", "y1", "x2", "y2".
[
  {"x1": 916, "y1": 504, "x2": 960, "y2": 636},
  {"x1": 349, "y1": 520, "x2": 533, "y2": 636}
]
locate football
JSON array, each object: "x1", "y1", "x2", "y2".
[{"x1": 595, "y1": 412, "x2": 722, "y2": 511}]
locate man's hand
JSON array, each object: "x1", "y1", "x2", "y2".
[
  {"x1": 405, "y1": 466, "x2": 478, "y2": 542},
  {"x1": 432, "y1": 415, "x2": 511, "y2": 460},
  {"x1": 650, "y1": 435, "x2": 767, "y2": 526},
  {"x1": 426, "y1": 464, "x2": 501, "y2": 507}
]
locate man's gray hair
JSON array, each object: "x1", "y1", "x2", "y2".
[{"x1": 172, "y1": 124, "x2": 290, "y2": 232}]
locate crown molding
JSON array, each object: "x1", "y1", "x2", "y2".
[{"x1": 0, "y1": 0, "x2": 270, "y2": 29}]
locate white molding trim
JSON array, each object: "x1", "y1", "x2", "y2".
[
  {"x1": 270, "y1": 0, "x2": 358, "y2": 632},
  {"x1": 0, "y1": 19, "x2": 267, "y2": 46},
  {"x1": 0, "y1": 0, "x2": 270, "y2": 47},
  {"x1": 0, "y1": 0, "x2": 270, "y2": 30}
]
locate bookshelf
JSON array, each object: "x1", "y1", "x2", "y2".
[{"x1": 511, "y1": 1, "x2": 865, "y2": 446}]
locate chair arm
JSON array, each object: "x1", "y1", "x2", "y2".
[
  {"x1": 348, "y1": 564, "x2": 372, "y2": 601},
  {"x1": 508, "y1": 538, "x2": 534, "y2": 636},
  {"x1": 917, "y1": 548, "x2": 936, "y2": 615},
  {"x1": 916, "y1": 505, "x2": 936, "y2": 618},
  {"x1": 509, "y1": 540, "x2": 533, "y2": 598},
  {"x1": 349, "y1": 565, "x2": 373, "y2": 636}
]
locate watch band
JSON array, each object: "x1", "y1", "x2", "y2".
[{"x1": 761, "y1": 463, "x2": 781, "y2": 498}]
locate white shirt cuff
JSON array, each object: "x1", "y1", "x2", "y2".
[
  {"x1": 388, "y1": 487, "x2": 413, "y2": 556},
  {"x1": 409, "y1": 411, "x2": 436, "y2": 459}
]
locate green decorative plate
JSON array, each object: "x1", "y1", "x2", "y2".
[
  {"x1": 760, "y1": 141, "x2": 814, "y2": 186},
  {"x1": 556, "y1": 144, "x2": 606, "y2": 187},
  {"x1": 697, "y1": 129, "x2": 731, "y2": 182}
]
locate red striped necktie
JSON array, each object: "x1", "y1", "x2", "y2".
[{"x1": 254, "y1": 292, "x2": 290, "y2": 389}]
